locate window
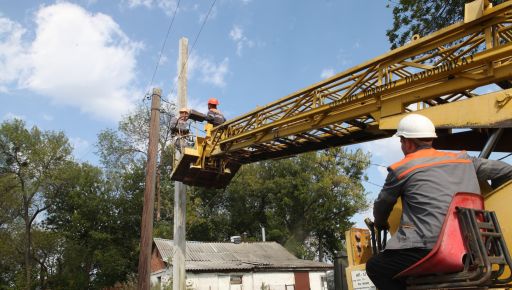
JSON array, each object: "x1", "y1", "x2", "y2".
[{"x1": 230, "y1": 275, "x2": 243, "y2": 284}]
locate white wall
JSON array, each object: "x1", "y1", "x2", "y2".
[
  {"x1": 252, "y1": 272, "x2": 295, "y2": 290},
  {"x1": 309, "y1": 271, "x2": 328, "y2": 290},
  {"x1": 185, "y1": 271, "x2": 295, "y2": 290},
  {"x1": 150, "y1": 269, "x2": 172, "y2": 288},
  {"x1": 155, "y1": 270, "x2": 329, "y2": 290}
]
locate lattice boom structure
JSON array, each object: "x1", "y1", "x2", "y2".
[{"x1": 172, "y1": 1, "x2": 512, "y2": 188}]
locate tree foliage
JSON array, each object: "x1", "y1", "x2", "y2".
[
  {"x1": 0, "y1": 119, "x2": 144, "y2": 289},
  {"x1": 386, "y1": 0, "x2": 505, "y2": 49},
  {"x1": 0, "y1": 103, "x2": 371, "y2": 288},
  {"x1": 44, "y1": 162, "x2": 140, "y2": 289},
  {"x1": 97, "y1": 103, "x2": 176, "y2": 176},
  {"x1": 0, "y1": 119, "x2": 72, "y2": 290},
  {"x1": 188, "y1": 147, "x2": 370, "y2": 261}
]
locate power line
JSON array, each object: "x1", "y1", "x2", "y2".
[
  {"x1": 143, "y1": 0, "x2": 182, "y2": 102},
  {"x1": 168, "y1": 0, "x2": 218, "y2": 99},
  {"x1": 499, "y1": 153, "x2": 512, "y2": 161},
  {"x1": 363, "y1": 179, "x2": 384, "y2": 188}
]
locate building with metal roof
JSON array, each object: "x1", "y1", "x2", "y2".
[{"x1": 151, "y1": 238, "x2": 333, "y2": 290}]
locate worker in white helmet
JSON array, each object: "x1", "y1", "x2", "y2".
[
  {"x1": 171, "y1": 107, "x2": 190, "y2": 135},
  {"x1": 366, "y1": 113, "x2": 512, "y2": 290}
]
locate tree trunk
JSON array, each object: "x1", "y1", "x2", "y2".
[
  {"x1": 24, "y1": 198, "x2": 31, "y2": 290},
  {"x1": 39, "y1": 261, "x2": 46, "y2": 290},
  {"x1": 318, "y1": 235, "x2": 324, "y2": 262}
]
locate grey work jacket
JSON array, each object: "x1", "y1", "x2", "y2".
[
  {"x1": 374, "y1": 147, "x2": 512, "y2": 250},
  {"x1": 170, "y1": 117, "x2": 189, "y2": 135},
  {"x1": 206, "y1": 109, "x2": 226, "y2": 126}
]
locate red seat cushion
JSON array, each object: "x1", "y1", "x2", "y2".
[{"x1": 395, "y1": 192, "x2": 484, "y2": 278}]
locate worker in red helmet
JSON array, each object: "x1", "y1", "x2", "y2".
[{"x1": 206, "y1": 97, "x2": 226, "y2": 126}]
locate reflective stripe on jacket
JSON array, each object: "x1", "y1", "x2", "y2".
[{"x1": 374, "y1": 147, "x2": 512, "y2": 250}]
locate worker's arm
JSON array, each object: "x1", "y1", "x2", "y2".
[
  {"x1": 206, "y1": 109, "x2": 226, "y2": 126},
  {"x1": 472, "y1": 157, "x2": 512, "y2": 189},
  {"x1": 170, "y1": 117, "x2": 178, "y2": 129},
  {"x1": 373, "y1": 170, "x2": 404, "y2": 229},
  {"x1": 188, "y1": 109, "x2": 207, "y2": 122}
]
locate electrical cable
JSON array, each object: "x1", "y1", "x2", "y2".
[
  {"x1": 498, "y1": 153, "x2": 512, "y2": 161},
  {"x1": 168, "y1": 0, "x2": 218, "y2": 99},
  {"x1": 142, "y1": 0, "x2": 182, "y2": 102},
  {"x1": 363, "y1": 179, "x2": 384, "y2": 188}
]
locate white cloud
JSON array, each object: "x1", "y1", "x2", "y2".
[
  {"x1": 351, "y1": 205, "x2": 374, "y2": 229},
  {"x1": 186, "y1": 54, "x2": 229, "y2": 87},
  {"x1": 3, "y1": 112, "x2": 26, "y2": 121},
  {"x1": 0, "y1": 3, "x2": 143, "y2": 121},
  {"x1": 167, "y1": 92, "x2": 205, "y2": 115},
  {"x1": 199, "y1": 6, "x2": 218, "y2": 23},
  {"x1": 0, "y1": 17, "x2": 30, "y2": 88},
  {"x1": 336, "y1": 48, "x2": 352, "y2": 68},
  {"x1": 159, "y1": 55, "x2": 168, "y2": 66},
  {"x1": 42, "y1": 113, "x2": 54, "y2": 121},
  {"x1": 125, "y1": 0, "x2": 178, "y2": 15},
  {"x1": 229, "y1": 26, "x2": 243, "y2": 41},
  {"x1": 69, "y1": 136, "x2": 91, "y2": 160},
  {"x1": 156, "y1": 0, "x2": 178, "y2": 15},
  {"x1": 70, "y1": 136, "x2": 90, "y2": 149},
  {"x1": 229, "y1": 25, "x2": 254, "y2": 56},
  {"x1": 362, "y1": 137, "x2": 403, "y2": 177},
  {"x1": 126, "y1": 0, "x2": 153, "y2": 8},
  {"x1": 320, "y1": 68, "x2": 335, "y2": 79}
]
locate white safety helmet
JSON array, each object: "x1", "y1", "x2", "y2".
[{"x1": 395, "y1": 113, "x2": 437, "y2": 139}]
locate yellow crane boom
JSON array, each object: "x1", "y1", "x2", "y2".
[{"x1": 171, "y1": 0, "x2": 512, "y2": 188}]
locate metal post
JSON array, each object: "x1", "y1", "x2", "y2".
[
  {"x1": 137, "y1": 88, "x2": 161, "y2": 290},
  {"x1": 173, "y1": 37, "x2": 188, "y2": 290},
  {"x1": 479, "y1": 128, "x2": 504, "y2": 159},
  {"x1": 334, "y1": 250, "x2": 348, "y2": 290}
]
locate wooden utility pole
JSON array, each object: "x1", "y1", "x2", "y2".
[
  {"x1": 173, "y1": 37, "x2": 188, "y2": 290},
  {"x1": 137, "y1": 88, "x2": 161, "y2": 290}
]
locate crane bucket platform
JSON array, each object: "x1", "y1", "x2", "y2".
[
  {"x1": 171, "y1": 0, "x2": 512, "y2": 188},
  {"x1": 172, "y1": 147, "x2": 241, "y2": 188}
]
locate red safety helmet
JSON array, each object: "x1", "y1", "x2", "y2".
[{"x1": 208, "y1": 98, "x2": 219, "y2": 105}]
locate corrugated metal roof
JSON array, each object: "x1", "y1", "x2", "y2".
[{"x1": 153, "y1": 238, "x2": 333, "y2": 271}]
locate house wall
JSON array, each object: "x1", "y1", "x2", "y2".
[
  {"x1": 151, "y1": 269, "x2": 172, "y2": 288},
  {"x1": 182, "y1": 271, "x2": 328, "y2": 290},
  {"x1": 252, "y1": 272, "x2": 295, "y2": 290},
  {"x1": 309, "y1": 271, "x2": 328, "y2": 290},
  {"x1": 150, "y1": 247, "x2": 166, "y2": 273}
]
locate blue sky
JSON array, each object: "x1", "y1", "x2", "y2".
[{"x1": 0, "y1": 0, "x2": 411, "y2": 227}]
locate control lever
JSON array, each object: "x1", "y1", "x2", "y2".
[
  {"x1": 364, "y1": 217, "x2": 388, "y2": 254},
  {"x1": 364, "y1": 218, "x2": 378, "y2": 255}
]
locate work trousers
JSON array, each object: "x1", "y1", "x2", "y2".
[{"x1": 366, "y1": 248, "x2": 431, "y2": 290}]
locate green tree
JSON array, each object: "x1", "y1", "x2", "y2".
[
  {"x1": 97, "y1": 102, "x2": 177, "y2": 226},
  {"x1": 0, "y1": 219, "x2": 23, "y2": 289},
  {"x1": 45, "y1": 162, "x2": 140, "y2": 289},
  {"x1": 188, "y1": 147, "x2": 370, "y2": 261},
  {"x1": 0, "y1": 119, "x2": 72, "y2": 290},
  {"x1": 386, "y1": 0, "x2": 505, "y2": 49}
]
